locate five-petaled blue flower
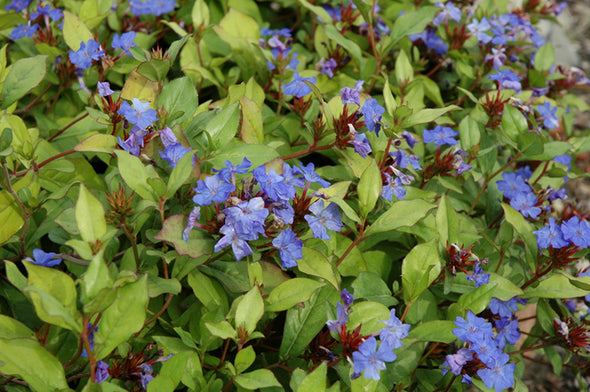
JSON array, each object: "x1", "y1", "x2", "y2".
[
  {"x1": 304, "y1": 199, "x2": 343, "y2": 240},
  {"x1": 352, "y1": 337, "x2": 396, "y2": 381},
  {"x1": 26, "y1": 248, "x2": 62, "y2": 267},
  {"x1": 272, "y1": 229, "x2": 303, "y2": 268},
  {"x1": 423, "y1": 125, "x2": 458, "y2": 146},
  {"x1": 282, "y1": 72, "x2": 316, "y2": 98},
  {"x1": 361, "y1": 98, "x2": 385, "y2": 135},
  {"x1": 117, "y1": 98, "x2": 159, "y2": 129},
  {"x1": 379, "y1": 309, "x2": 411, "y2": 349},
  {"x1": 536, "y1": 101, "x2": 559, "y2": 129},
  {"x1": 112, "y1": 31, "x2": 138, "y2": 56},
  {"x1": 69, "y1": 39, "x2": 105, "y2": 70}
]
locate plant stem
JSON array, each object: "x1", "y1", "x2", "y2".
[
  {"x1": 47, "y1": 112, "x2": 89, "y2": 142},
  {"x1": 2, "y1": 163, "x2": 30, "y2": 257},
  {"x1": 280, "y1": 142, "x2": 335, "y2": 161}
]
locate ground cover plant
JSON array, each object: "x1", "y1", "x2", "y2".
[{"x1": 1, "y1": 0, "x2": 590, "y2": 390}]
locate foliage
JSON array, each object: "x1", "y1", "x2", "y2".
[{"x1": 0, "y1": 0, "x2": 589, "y2": 391}]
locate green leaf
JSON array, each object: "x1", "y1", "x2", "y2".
[
  {"x1": 235, "y1": 286, "x2": 264, "y2": 334},
  {"x1": 80, "y1": 251, "x2": 113, "y2": 304},
  {"x1": 115, "y1": 150, "x2": 156, "y2": 201},
  {"x1": 409, "y1": 320, "x2": 456, "y2": 343},
  {"x1": 395, "y1": 50, "x2": 413, "y2": 85},
  {"x1": 205, "y1": 320, "x2": 237, "y2": 340},
  {"x1": 324, "y1": 25, "x2": 364, "y2": 72},
  {"x1": 351, "y1": 272, "x2": 396, "y2": 307},
  {"x1": 457, "y1": 115, "x2": 481, "y2": 150},
  {"x1": 297, "y1": 0, "x2": 333, "y2": 24},
  {"x1": 166, "y1": 151, "x2": 195, "y2": 198},
  {"x1": 187, "y1": 268, "x2": 229, "y2": 312},
  {"x1": 75, "y1": 183, "x2": 107, "y2": 243},
  {"x1": 1, "y1": 55, "x2": 47, "y2": 109},
  {"x1": 205, "y1": 103, "x2": 240, "y2": 149},
  {"x1": 0, "y1": 316, "x2": 69, "y2": 392},
  {"x1": 357, "y1": 158, "x2": 381, "y2": 218},
  {"x1": 365, "y1": 199, "x2": 435, "y2": 237},
  {"x1": 486, "y1": 273, "x2": 524, "y2": 301},
  {"x1": 137, "y1": 59, "x2": 171, "y2": 82},
  {"x1": 280, "y1": 286, "x2": 337, "y2": 359},
  {"x1": 501, "y1": 204, "x2": 537, "y2": 269},
  {"x1": 347, "y1": 301, "x2": 390, "y2": 335},
  {"x1": 235, "y1": 346, "x2": 255, "y2": 374},
  {"x1": 297, "y1": 362, "x2": 327, "y2": 392},
  {"x1": 382, "y1": 75, "x2": 397, "y2": 115},
  {"x1": 94, "y1": 275, "x2": 148, "y2": 360},
  {"x1": 79, "y1": 0, "x2": 113, "y2": 29},
  {"x1": 266, "y1": 278, "x2": 325, "y2": 312},
  {"x1": 158, "y1": 77, "x2": 198, "y2": 125},
  {"x1": 534, "y1": 43, "x2": 555, "y2": 73},
  {"x1": 4, "y1": 260, "x2": 26, "y2": 290},
  {"x1": 62, "y1": 11, "x2": 93, "y2": 50},
  {"x1": 435, "y1": 195, "x2": 458, "y2": 248},
  {"x1": 404, "y1": 105, "x2": 461, "y2": 127},
  {"x1": 148, "y1": 275, "x2": 182, "y2": 298},
  {"x1": 501, "y1": 105, "x2": 528, "y2": 142},
  {"x1": 239, "y1": 96, "x2": 263, "y2": 144},
  {"x1": 234, "y1": 369, "x2": 281, "y2": 390},
  {"x1": 457, "y1": 283, "x2": 497, "y2": 315},
  {"x1": 74, "y1": 134, "x2": 117, "y2": 154},
  {"x1": 389, "y1": 6, "x2": 438, "y2": 45},
  {"x1": 402, "y1": 240, "x2": 441, "y2": 302},
  {"x1": 523, "y1": 273, "x2": 590, "y2": 299},
  {"x1": 192, "y1": 0, "x2": 210, "y2": 26},
  {"x1": 23, "y1": 261, "x2": 82, "y2": 333},
  {"x1": 208, "y1": 144, "x2": 279, "y2": 169},
  {"x1": 298, "y1": 248, "x2": 339, "y2": 289},
  {"x1": 155, "y1": 215, "x2": 214, "y2": 259},
  {"x1": 0, "y1": 190, "x2": 25, "y2": 244}
]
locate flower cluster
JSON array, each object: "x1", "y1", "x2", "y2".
[
  {"x1": 260, "y1": 27, "x2": 299, "y2": 73},
  {"x1": 443, "y1": 298, "x2": 523, "y2": 391},
  {"x1": 8, "y1": 0, "x2": 63, "y2": 41},
  {"x1": 116, "y1": 97, "x2": 159, "y2": 156},
  {"x1": 186, "y1": 159, "x2": 341, "y2": 267},
  {"x1": 497, "y1": 168, "x2": 542, "y2": 219},
  {"x1": 534, "y1": 216, "x2": 590, "y2": 249},
  {"x1": 325, "y1": 290, "x2": 411, "y2": 381}
]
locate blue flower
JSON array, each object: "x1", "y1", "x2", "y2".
[
  {"x1": 442, "y1": 348, "x2": 473, "y2": 376},
  {"x1": 261, "y1": 27, "x2": 291, "y2": 37},
  {"x1": 9, "y1": 23, "x2": 38, "y2": 40},
  {"x1": 509, "y1": 191, "x2": 541, "y2": 219},
  {"x1": 488, "y1": 68, "x2": 522, "y2": 94},
  {"x1": 112, "y1": 31, "x2": 138, "y2": 56},
  {"x1": 470, "y1": 334, "x2": 501, "y2": 365},
  {"x1": 341, "y1": 288, "x2": 354, "y2": 307},
  {"x1": 69, "y1": 39, "x2": 105, "y2": 70},
  {"x1": 494, "y1": 317, "x2": 520, "y2": 349},
  {"x1": 117, "y1": 126, "x2": 146, "y2": 156},
  {"x1": 282, "y1": 73, "x2": 316, "y2": 98},
  {"x1": 193, "y1": 174, "x2": 235, "y2": 206},
  {"x1": 253, "y1": 166, "x2": 295, "y2": 202},
  {"x1": 533, "y1": 217, "x2": 568, "y2": 249},
  {"x1": 561, "y1": 216, "x2": 590, "y2": 248},
  {"x1": 31, "y1": 4, "x2": 62, "y2": 21},
  {"x1": 402, "y1": 131, "x2": 417, "y2": 149},
  {"x1": 452, "y1": 311, "x2": 493, "y2": 343},
  {"x1": 326, "y1": 301, "x2": 348, "y2": 332},
  {"x1": 352, "y1": 337, "x2": 396, "y2": 381},
  {"x1": 214, "y1": 224, "x2": 253, "y2": 261},
  {"x1": 423, "y1": 125, "x2": 458, "y2": 146},
  {"x1": 409, "y1": 27, "x2": 448, "y2": 55},
  {"x1": 318, "y1": 58, "x2": 338, "y2": 78},
  {"x1": 537, "y1": 101, "x2": 559, "y2": 129},
  {"x1": 390, "y1": 150, "x2": 421, "y2": 170},
  {"x1": 159, "y1": 143, "x2": 191, "y2": 168},
  {"x1": 81, "y1": 324, "x2": 98, "y2": 357},
  {"x1": 351, "y1": 131, "x2": 372, "y2": 158},
  {"x1": 294, "y1": 162, "x2": 331, "y2": 188},
  {"x1": 304, "y1": 200, "x2": 343, "y2": 240},
  {"x1": 433, "y1": 2, "x2": 462, "y2": 26},
  {"x1": 95, "y1": 361, "x2": 109, "y2": 383},
  {"x1": 466, "y1": 262, "x2": 490, "y2": 288},
  {"x1": 553, "y1": 154, "x2": 572, "y2": 171},
  {"x1": 340, "y1": 80, "x2": 364, "y2": 105},
  {"x1": 159, "y1": 127, "x2": 177, "y2": 147},
  {"x1": 476, "y1": 352, "x2": 515, "y2": 391},
  {"x1": 213, "y1": 158, "x2": 251, "y2": 182},
  {"x1": 129, "y1": 0, "x2": 175, "y2": 16},
  {"x1": 26, "y1": 249, "x2": 62, "y2": 267},
  {"x1": 467, "y1": 17, "x2": 492, "y2": 44},
  {"x1": 224, "y1": 197, "x2": 269, "y2": 240},
  {"x1": 361, "y1": 98, "x2": 385, "y2": 135},
  {"x1": 496, "y1": 172, "x2": 530, "y2": 200},
  {"x1": 382, "y1": 173, "x2": 406, "y2": 202},
  {"x1": 379, "y1": 309, "x2": 410, "y2": 349},
  {"x1": 6, "y1": 0, "x2": 30, "y2": 11},
  {"x1": 272, "y1": 229, "x2": 303, "y2": 268},
  {"x1": 117, "y1": 98, "x2": 159, "y2": 129},
  {"x1": 140, "y1": 364, "x2": 154, "y2": 389},
  {"x1": 182, "y1": 206, "x2": 201, "y2": 242},
  {"x1": 97, "y1": 81, "x2": 115, "y2": 97}
]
